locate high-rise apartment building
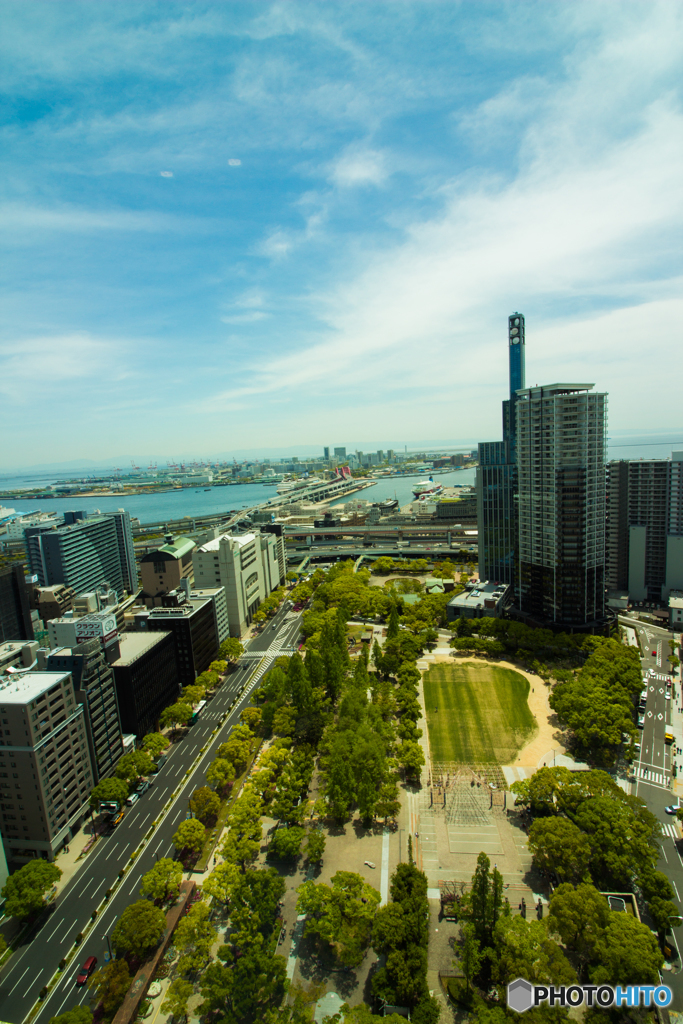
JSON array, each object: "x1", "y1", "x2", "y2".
[
  {"x1": 605, "y1": 451, "x2": 683, "y2": 602},
  {"x1": 46, "y1": 640, "x2": 123, "y2": 783},
  {"x1": 323, "y1": 447, "x2": 330, "y2": 460},
  {"x1": 142, "y1": 592, "x2": 218, "y2": 687},
  {"x1": 25, "y1": 510, "x2": 136, "y2": 597},
  {"x1": 333, "y1": 447, "x2": 347, "y2": 459},
  {"x1": 516, "y1": 384, "x2": 607, "y2": 626},
  {"x1": 476, "y1": 313, "x2": 525, "y2": 585},
  {"x1": 0, "y1": 671, "x2": 94, "y2": 861}
]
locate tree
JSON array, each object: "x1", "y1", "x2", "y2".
[
  {"x1": 189, "y1": 786, "x2": 221, "y2": 822},
  {"x1": 240, "y1": 707, "x2": 262, "y2": 730},
  {"x1": 648, "y1": 896, "x2": 682, "y2": 942},
  {"x1": 547, "y1": 883, "x2": 610, "y2": 969},
  {"x1": 387, "y1": 604, "x2": 400, "y2": 640},
  {"x1": 493, "y1": 915, "x2": 576, "y2": 988},
  {"x1": 269, "y1": 826, "x2": 305, "y2": 859},
  {"x1": 141, "y1": 732, "x2": 169, "y2": 759},
  {"x1": 115, "y1": 750, "x2": 154, "y2": 786},
  {"x1": 88, "y1": 959, "x2": 131, "y2": 1015},
  {"x1": 1, "y1": 860, "x2": 62, "y2": 919},
  {"x1": 220, "y1": 789, "x2": 263, "y2": 870},
  {"x1": 89, "y1": 776, "x2": 129, "y2": 810},
  {"x1": 203, "y1": 861, "x2": 240, "y2": 907},
  {"x1": 210, "y1": 659, "x2": 228, "y2": 675},
  {"x1": 461, "y1": 852, "x2": 503, "y2": 946},
  {"x1": 296, "y1": 871, "x2": 381, "y2": 967},
  {"x1": 397, "y1": 740, "x2": 425, "y2": 779},
  {"x1": 220, "y1": 637, "x2": 245, "y2": 662},
  {"x1": 590, "y1": 912, "x2": 663, "y2": 985},
  {"x1": 305, "y1": 829, "x2": 326, "y2": 863},
  {"x1": 181, "y1": 684, "x2": 206, "y2": 706},
  {"x1": 160, "y1": 701, "x2": 193, "y2": 730},
  {"x1": 111, "y1": 900, "x2": 166, "y2": 959},
  {"x1": 528, "y1": 817, "x2": 592, "y2": 883},
  {"x1": 174, "y1": 900, "x2": 217, "y2": 973},
  {"x1": 140, "y1": 858, "x2": 183, "y2": 903},
  {"x1": 49, "y1": 1009, "x2": 93, "y2": 1024},
  {"x1": 200, "y1": 940, "x2": 287, "y2": 1022},
  {"x1": 173, "y1": 818, "x2": 206, "y2": 855},
  {"x1": 459, "y1": 923, "x2": 483, "y2": 991},
  {"x1": 161, "y1": 979, "x2": 194, "y2": 1023},
  {"x1": 206, "y1": 757, "x2": 236, "y2": 791}
]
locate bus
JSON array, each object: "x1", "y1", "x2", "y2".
[{"x1": 191, "y1": 700, "x2": 207, "y2": 725}]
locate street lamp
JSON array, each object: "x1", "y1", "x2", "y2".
[{"x1": 103, "y1": 933, "x2": 113, "y2": 960}]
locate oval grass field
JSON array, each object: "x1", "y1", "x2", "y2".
[{"x1": 423, "y1": 661, "x2": 538, "y2": 765}]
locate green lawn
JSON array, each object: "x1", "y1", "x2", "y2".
[{"x1": 423, "y1": 661, "x2": 537, "y2": 765}]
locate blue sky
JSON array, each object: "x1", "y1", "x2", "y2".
[{"x1": 1, "y1": 1, "x2": 682, "y2": 469}]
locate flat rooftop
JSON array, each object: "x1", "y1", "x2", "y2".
[
  {"x1": 198, "y1": 531, "x2": 255, "y2": 552},
  {"x1": 0, "y1": 671, "x2": 70, "y2": 705},
  {"x1": 112, "y1": 631, "x2": 171, "y2": 666},
  {"x1": 448, "y1": 581, "x2": 510, "y2": 610}
]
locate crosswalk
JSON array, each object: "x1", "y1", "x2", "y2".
[
  {"x1": 636, "y1": 765, "x2": 669, "y2": 786},
  {"x1": 662, "y1": 821, "x2": 680, "y2": 840}
]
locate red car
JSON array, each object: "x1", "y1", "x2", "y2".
[{"x1": 76, "y1": 956, "x2": 97, "y2": 986}]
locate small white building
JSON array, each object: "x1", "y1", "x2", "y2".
[{"x1": 670, "y1": 591, "x2": 683, "y2": 629}]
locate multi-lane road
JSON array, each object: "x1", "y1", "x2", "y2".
[
  {"x1": 623, "y1": 617, "x2": 683, "y2": 1005},
  {"x1": 0, "y1": 604, "x2": 301, "y2": 1024}
]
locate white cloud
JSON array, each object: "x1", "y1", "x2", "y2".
[
  {"x1": 0, "y1": 203, "x2": 203, "y2": 234},
  {"x1": 228, "y1": 158, "x2": 241, "y2": 166},
  {"x1": 220, "y1": 311, "x2": 269, "y2": 324},
  {"x1": 329, "y1": 145, "x2": 389, "y2": 188},
  {"x1": 0, "y1": 333, "x2": 129, "y2": 400},
  {"x1": 160, "y1": 170, "x2": 173, "y2": 177}
]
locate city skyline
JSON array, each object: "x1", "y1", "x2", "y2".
[{"x1": 1, "y1": 2, "x2": 682, "y2": 469}]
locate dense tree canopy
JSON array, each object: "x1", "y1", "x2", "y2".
[
  {"x1": 111, "y1": 900, "x2": 166, "y2": 959},
  {"x1": 1, "y1": 860, "x2": 62, "y2": 919},
  {"x1": 89, "y1": 776, "x2": 129, "y2": 809},
  {"x1": 297, "y1": 871, "x2": 381, "y2": 966},
  {"x1": 139, "y1": 858, "x2": 183, "y2": 902}
]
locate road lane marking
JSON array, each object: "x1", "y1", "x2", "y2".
[{"x1": 7, "y1": 964, "x2": 31, "y2": 995}]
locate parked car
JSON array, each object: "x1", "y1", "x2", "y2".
[
  {"x1": 76, "y1": 956, "x2": 97, "y2": 986},
  {"x1": 665, "y1": 804, "x2": 681, "y2": 815},
  {"x1": 136, "y1": 778, "x2": 151, "y2": 795},
  {"x1": 637, "y1": 715, "x2": 645, "y2": 729}
]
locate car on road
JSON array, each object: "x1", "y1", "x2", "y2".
[
  {"x1": 638, "y1": 715, "x2": 645, "y2": 729},
  {"x1": 666, "y1": 692, "x2": 671, "y2": 700},
  {"x1": 125, "y1": 792, "x2": 139, "y2": 806},
  {"x1": 76, "y1": 956, "x2": 97, "y2": 985},
  {"x1": 665, "y1": 804, "x2": 682, "y2": 815}
]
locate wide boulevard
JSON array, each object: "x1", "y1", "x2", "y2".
[{"x1": 0, "y1": 603, "x2": 301, "y2": 1024}]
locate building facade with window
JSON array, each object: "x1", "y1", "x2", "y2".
[
  {"x1": 0, "y1": 671, "x2": 94, "y2": 862},
  {"x1": 139, "y1": 536, "x2": 196, "y2": 606},
  {"x1": 111, "y1": 630, "x2": 180, "y2": 736}
]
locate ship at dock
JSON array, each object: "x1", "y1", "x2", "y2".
[{"x1": 412, "y1": 477, "x2": 444, "y2": 499}]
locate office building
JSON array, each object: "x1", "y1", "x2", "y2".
[
  {"x1": 605, "y1": 451, "x2": 683, "y2": 603},
  {"x1": 108, "y1": 510, "x2": 138, "y2": 592},
  {"x1": 192, "y1": 530, "x2": 285, "y2": 637},
  {"x1": 142, "y1": 592, "x2": 218, "y2": 687},
  {"x1": 446, "y1": 582, "x2": 511, "y2": 621},
  {"x1": 476, "y1": 313, "x2": 525, "y2": 585},
  {"x1": 323, "y1": 447, "x2": 330, "y2": 460},
  {"x1": 139, "y1": 535, "x2": 196, "y2": 607},
  {"x1": 333, "y1": 447, "x2": 347, "y2": 459},
  {"x1": 0, "y1": 564, "x2": 34, "y2": 642},
  {"x1": 0, "y1": 671, "x2": 95, "y2": 861},
  {"x1": 188, "y1": 585, "x2": 229, "y2": 648},
  {"x1": 25, "y1": 513, "x2": 128, "y2": 596},
  {"x1": 5, "y1": 513, "x2": 61, "y2": 543},
  {"x1": 516, "y1": 383, "x2": 607, "y2": 626},
  {"x1": 46, "y1": 640, "x2": 124, "y2": 782},
  {"x1": 47, "y1": 610, "x2": 120, "y2": 664},
  {"x1": 111, "y1": 631, "x2": 179, "y2": 737}
]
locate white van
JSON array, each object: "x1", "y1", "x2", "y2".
[{"x1": 125, "y1": 792, "x2": 139, "y2": 807}]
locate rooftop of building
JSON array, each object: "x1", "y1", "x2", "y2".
[
  {"x1": 670, "y1": 592, "x2": 683, "y2": 610},
  {"x1": 515, "y1": 382, "x2": 599, "y2": 398},
  {"x1": 112, "y1": 631, "x2": 171, "y2": 666},
  {"x1": 142, "y1": 536, "x2": 196, "y2": 561},
  {"x1": 146, "y1": 596, "x2": 210, "y2": 618},
  {"x1": 0, "y1": 671, "x2": 70, "y2": 705},
  {"x1": 448, "y1": 581, "x2": 511, "y2": 609},
  {"x1": 197, "y1": 531, "x2": 255, "y2": 552}
]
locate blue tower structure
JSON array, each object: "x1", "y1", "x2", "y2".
[{"x1": 475, "y1": 313, "x2": 525, "y2": 586}]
